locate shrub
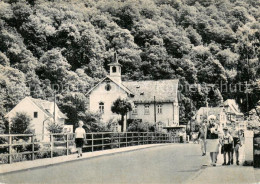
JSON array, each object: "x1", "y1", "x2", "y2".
[
  {"x1": 10, "y1": 112, "x2": 32, "y2": 135},
  {"x1": 127, "y1": 119, "x2": 154, "y2": 132},
  {"x1": 46, "y1": 122, "x2": 64, "y2": 133}
]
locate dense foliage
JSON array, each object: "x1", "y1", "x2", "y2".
[
  {"x1": 0, "y1": 0, "x2": 260, "y2": 128},
  {"x1": 111, "y1": 98, "x2": 132, "y2": 132},
  {"x1": 10, "y1": 112, "x2": 32, "y2": 134}
]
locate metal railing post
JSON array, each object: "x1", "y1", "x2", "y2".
[
  {"x1": 66, "y1": 134, "x2": 69, "y2": 156},
  {"x1": 8, "y1": 135, "x2": 12, "y2": 164},
  {"x1": 91, "y1": 133, "x2": 94, "y2": 152},
  {"x1": 50, "y1": 134, "x2": 53, "y2": 158},
  {"x1": 143, "y1": 132, "x2": 144, "y2": 144},
  {"x1": 138, "y1": 133, "x2": 140, "y2": 145},
  {"x1": 102, "y1": 133, "x2": 104, "y2": 150},
  {"x1": 132, "y1": 133, "x2": 134, "y2": 146},
  {"x1": 32, "y1": 134, "x2": 35, "y2": 160},
  {"x1": 118, "y1": 133, "x2": 120, "y2": 148},
  {"x1": 126, "y1": 133, "x2": 128, "y2": 147}
]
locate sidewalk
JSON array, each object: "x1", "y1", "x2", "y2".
[
  {"x1": 185, "y1": 145, "x2": 259, "y2": 184},
  {"x1": 0, "y1": 144, "x2": 167, "y2": 175}
]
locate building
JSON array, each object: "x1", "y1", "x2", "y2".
[
  {"x1": 5, "y1": 97, "x2": 67, "y2": 140},
  {"x1": 221, "y1": 99, "x2": 244, "y2": 122},
  {"x1": 87, "y1": 53, "x2": 179, "y2": 132},
  {"x1": 221, "y1": 99, "x2": 246, "y2": 130},
  {"x1": 195, "y1": 107, "x2": 227, "y2": 128}
]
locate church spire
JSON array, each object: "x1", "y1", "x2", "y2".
[{"x1": 108, "y1": 52, "x2": 122, "y2": 83}]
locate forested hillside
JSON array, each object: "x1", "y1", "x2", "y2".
[{"x1": 0, "y1": 0, "x2": 260, "y2": 128}]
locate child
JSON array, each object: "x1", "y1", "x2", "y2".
[
  {"x1": 221, "y1": 127, "x2": 233, "y2": 165},
  {"x1": 75, "y1": 121, "x2": 86, "y2": 158}
]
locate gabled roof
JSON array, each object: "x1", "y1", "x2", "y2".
[
  {"x1": 197, "y1": 107, "x2": 225, "y2": 117},
  {"x1": 122, "y1": 79, "x2": 179, "y2": 103},
  {"x1": 108, "y1": 62, "x2": 122, "y2": 66},
  {"x1": 5, "y1": 97, "x2": 67, "y2": 119},
  {"x1": 223, "y1": 99, "x2": 243, "y2": 116},
  {"x1": 29, "y1": 97, "x2": 67, "y2": 119},
  {"x1": 29, "y1": 98, "x2": 54, "y2": 117},
  {"x1": 86, "y1": 76, "x2": 134, "y2": 96},
  {"x1": 87, "y1": 76, "x2": 179, "y2": 103}
]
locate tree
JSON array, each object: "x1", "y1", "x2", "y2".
[
  {"x1": 46, "y1": 121, "x2": 63, "y2": 133},
  {"x1": 111, "y1": 98, "x2": 132, "y2": 132},
  {"x1": 78, "y1": 111, "x2": 105, "y2": 132},
  {"x1": 10, "y1": 112, "x2": 32, "y2": 134}
]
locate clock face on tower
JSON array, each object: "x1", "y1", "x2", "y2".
[{"x1": 105, "y1": 83, "x2": 111, "y2": 91}]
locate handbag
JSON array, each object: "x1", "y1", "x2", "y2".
[
  {"x1": 221, "y1": 146, "x2": 224, "y2": 154},
  {"x1": 70, "y1": 144, "x2": 77, "y2": 153}
]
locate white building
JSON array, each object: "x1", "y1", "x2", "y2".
[
  {"x1": 221, "y1": 99, "x2": 244, "y2": 122},
  {"x1": 5, "y1": 97, "x2": 67, "y2": 140},
  {"x1": 87, "y1": 53, "x2": 179, "y2": 132},
  {"x1": 195, "y1": 107, "x2": 227, "y2": 128}
]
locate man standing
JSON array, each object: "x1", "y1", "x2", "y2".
[
  {"x1": 198, "y1": 122, "x2": 207, "y2": 156},
  {"x1": 230, "y1": 128, "x2": 242, "y2": 165}
]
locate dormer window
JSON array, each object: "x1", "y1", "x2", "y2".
[{"x1": 112, "y1": 66, "x2": 117, "y2": 73}]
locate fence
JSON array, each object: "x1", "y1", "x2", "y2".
[{"x1": 0, "y1": 132, "x2": 180, "y2": 164}]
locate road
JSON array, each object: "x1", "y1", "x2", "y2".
[{"x1": 0, "y1": 144, "x2": 205, "y2": 184}]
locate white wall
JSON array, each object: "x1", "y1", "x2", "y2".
[
  {"x1": 6, "y1": 98, "x2": 48, "y2": 136},
  {"x1": 129, "y1": 102, "x2": 178, "y2": 126},
  {"x1": 6, "y1": 97, "x2": 65, "y2": 141},
  {"x1": 89, "y1": 81, "x2": 128, "y2": 124}
]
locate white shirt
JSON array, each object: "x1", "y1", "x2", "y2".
[{"x1": 75, "y1": 127, "x2": 86, "y2": 138}]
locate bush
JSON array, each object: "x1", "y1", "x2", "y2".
[
  {"x1": 127, "y1": 119, "x2": 154, "y2": 132},
  {"x1": 53, "y1": 149, "x2": 66, "y2": 157},
  {"x1": 46, "y1": 122, "x2": 63, "y2": 133},
  {"x1": 10, "y1": 112, "x2": 32, "y2": 136}
]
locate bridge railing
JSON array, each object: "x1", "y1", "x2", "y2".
[{"x1": 0, "y1": 132, "x2": 180, "y2": 164}]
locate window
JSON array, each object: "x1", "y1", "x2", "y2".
[
  {"x1": 133, "y1": 105, "x2": 138, "y2": 114},
  {"x1": 144, "y1": 105, "x2": 150, "y2": 115},
  {"x1": 34, "y1": 112, "x2": 38, "y2": 118},
  {"x1": 157, "y1": 104, "x2": 162, "y2": 114},
  {"x1": 99, "y1": 102, "x2": 104, "y2": 114},
  {"x1": 112, "y1": 66, "x2": 116, "y2": 73},
  {"x1": 105, "y1": 83, "x2": 111, "y2": 91}
]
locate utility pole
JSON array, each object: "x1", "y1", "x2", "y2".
[
  {"x1": 206, "y1": 97, "x2": 209, "y2": 125},
  {"x1": 154, "y1": 96, "x2": 156, "y2": 124},
  {"x1": 53, "y1": 91, "x2": 56, "y2": 123}
]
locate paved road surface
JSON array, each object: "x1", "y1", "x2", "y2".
[{"x1": 0, "y1": 144, "x2": 205, "y2": 184}]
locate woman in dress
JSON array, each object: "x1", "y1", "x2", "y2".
[
  {"x1": 75, "y1": 121, "x2": 86, "y2": 158},
  {"x1": 206, "y1": 121, "x2": 219, "y2": 166}
]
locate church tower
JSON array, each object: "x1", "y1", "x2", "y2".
[{"x1": 108, "y1": 53, "x2": 122, "y2": 84}]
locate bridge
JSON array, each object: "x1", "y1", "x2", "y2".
[
  {"x1": 0, "y1": 144, "x2": 203, "y2": 184},
  {"x1": 1, "y1": 132, "x2": 259, "y2": 184}
]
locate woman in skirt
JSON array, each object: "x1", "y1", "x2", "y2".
[
  {"x1": 206, "y1": 121, "x2": 219, "y2": 166},
  {"x1": 75, "y1": 121, "x2": 86, "y2": 158}
]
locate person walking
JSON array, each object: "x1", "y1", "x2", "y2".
[
  {"x1": 206, "y1": 121, "x2": 219, "y2": 166},
  {"x1": 221, "y1": 127, "x2": 233, "y2": 165},
  {"x1": 198, "y1": 123, "x2": 207, "y2": 156},
  {"x1": 75, "y1": 121, "x2": 86, "y2": 158}
]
